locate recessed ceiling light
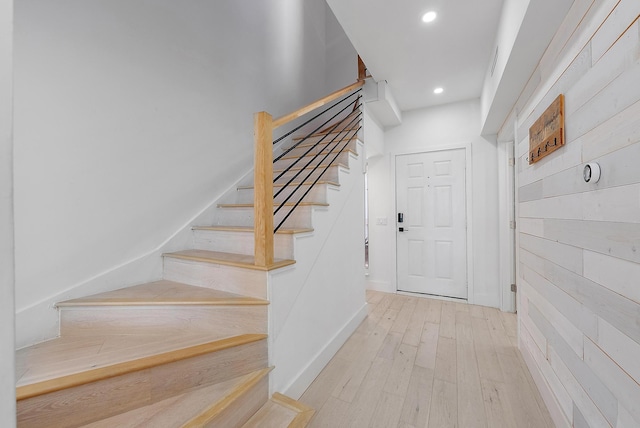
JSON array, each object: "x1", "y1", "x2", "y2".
[
  {"x1": 422, "y1": 11, "x2": 437, "y2": 23},
  {"x1": 434, "y1": 87, "x2": 444, "y2": 94}
]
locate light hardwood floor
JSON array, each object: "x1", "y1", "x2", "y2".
[{"x1": 300, "y1": 290, "x2": 554, "y2": 428}]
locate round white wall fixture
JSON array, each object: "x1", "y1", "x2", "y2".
[{"x1": 583, "y1": 162, "x2": 601, "y2": 183}]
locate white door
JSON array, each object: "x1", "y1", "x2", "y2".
[{"x1": 396, "y1": 149, "x2": 467, "y2": 299}]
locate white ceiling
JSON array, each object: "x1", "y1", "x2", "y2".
[{"x1": 327, "y1": 0, "x2": 505, "y2": 111}]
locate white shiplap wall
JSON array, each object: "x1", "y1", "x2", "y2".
[{"x1": 506, "y1": 0, "x2": 640, "y2": 426}]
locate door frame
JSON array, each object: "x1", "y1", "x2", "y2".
[
  {"x1": 392, "y1": 143, "x2": 474, "y2": 303},
  {"x1": 497, "y1": 140, "x2": 517, "y2": 313}
]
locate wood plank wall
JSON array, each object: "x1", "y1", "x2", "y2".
[{"x1": 508, "y1": 0, "x2": 640, "y2": 427}]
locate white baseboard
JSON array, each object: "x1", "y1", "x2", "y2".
[
  {"x1": 280, "y1": 303, "x2": 368, "y2": 399},
  {"x1": 365, "y1": 279, "x2": 394, "y2": 293}
]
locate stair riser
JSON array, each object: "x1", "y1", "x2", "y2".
[
  {"x1": 59, "y1": 306, "x2": 267, "y2": 337},
  {"x1": 214, "y1": 205, "x2": 314, "y2": 230},
  {"x1": 274, "y1": 165, "x2": 342, "y2": 184},
  {"x1": 17, "y1": 339, "x2": 268, "y2": 428},
  {"x1": 233, "y1": 184, "x2": 328, "y2": 205},
  {"x1": 243, "y1": 394, "x2": 314, "y2": 428},
  {"x1": 163, "y1": 257, "x2": 269, "y2": 299},
  {"x1": 282, "y1": 137, "x2": 357, "y2": 158},
  {"x1": 193, "y1": 229, "x2": 294, "y2": 259},
  {"x1": 274, "y1": 151, "x2": 351, "y2": 172}
]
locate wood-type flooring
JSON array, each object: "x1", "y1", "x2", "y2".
[{"x1": 301, "y1": 291, "x2": 554, "y2": 428}]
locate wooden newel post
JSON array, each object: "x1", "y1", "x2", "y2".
[{"x1": 254, "y1": 111, "x2": 275, "y2": 267}]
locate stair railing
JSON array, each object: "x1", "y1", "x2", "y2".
[{"x1": 253, "y1": 80, "x2": 364, "y2": 267}]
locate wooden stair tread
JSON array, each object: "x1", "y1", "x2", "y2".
[
  {"x1": 81, "y1": 368, "x2": 272, "y2": 428},
  {"x1": 193, "y1": 225, "x2": 314, "y2": 235},
  {"x1": 56, "y1": 280, "x2": 269, "y2": 307},
  {"x1": 163, "y1": 249, "x2": 295, "y2": 271},
  {"x1": 237, "y1": 180, "x2": 340, "y2": 190},
  {"x1": 16, "y1": 333, "x2": 267, "y2": 399},
  {"x1": 218, "y1": 202, "x2": 329, "y2": 208},
  {"x1": 243, "y1": 392, "x2": 315, "y2": 428}
]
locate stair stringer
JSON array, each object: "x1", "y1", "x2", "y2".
[{"x1": 266, "y1": 141, "x2": 368, "y2": 398}]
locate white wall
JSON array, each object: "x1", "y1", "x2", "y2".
[
  {"x1": 0, "y1": 0, "x2": 16, "y2": 423},
  {"x1": 13, "y1": 0, "x2": 356, "y2": 347},
  {"x1": 504, "y1": 0, "x2": 640, "y2": 426},
  {"x1": 269, "y1": 146, "x2": 367, "y2": 397},
  {"x1": 363, "y1": 106, "x2": 384, "y2": 158},
  {"x1": 325, "y1": 5, "x2": 357, "y2": 91},
  {"x1": 367, "y1": 99, "x2": 502, "y2": 307}
]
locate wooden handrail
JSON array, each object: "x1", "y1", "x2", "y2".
[
  {"x1": 272, "y1": 80, "x2": 364, "y2": 128},
  {"x1": 253, "y1": 79, "x2": 363, "y2": 267}
]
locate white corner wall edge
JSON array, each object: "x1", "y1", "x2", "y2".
[
  {"x1": 15, "y1": 168, "x2": 254, "y2": 349},
  {"x1": 497, "y1": 139, "x2": 516, "y2": 313},
  {"x1": 0, "y1": 0, "x2": 16, "y2": 421},
  {"x1": 281, "y1": 303, "x2": 368, "y2": 399}
]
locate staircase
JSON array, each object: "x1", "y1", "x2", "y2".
[{"x1": 15, "y1": 88, "x2": 364, "y2": 426}]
